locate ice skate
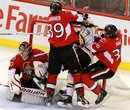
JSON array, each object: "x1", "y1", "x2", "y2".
[
  {"x1": 95, "y1": 89, "x2": 108, "y2": 105},
  {"x1": 44, "y1": 93, "x2": 54, "y2": 106},
  {"x1": 52, "y1": 90, "x2": 66, "y2": 103},
  {"x1": 76, "y1": 90, "x2": 90, "y2": 107},
  {"x1": 57, "y1": 95, "x2": 73, "y2": 108}
]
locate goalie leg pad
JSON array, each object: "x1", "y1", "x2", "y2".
[
  {"x1": 8, "y1": 74, "x2": 21, "y2": 94},
  {"x1": 21, "y1": 92, "x2": 45, "y2": 104},
  {"x1": 6, "y1": 88, "x2": 21, "y2": 102},
  {"x1": 7, "y1": 87, "x2": 46, "y2": 104}
]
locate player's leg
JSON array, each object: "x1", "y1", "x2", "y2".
[
  {"x1": 67, "y1": 74, "x2": 90, "y2": 107},
  {"x1": 75, "y1": 47, "x2": 92, "y2": 107},
  {"x1": 57, "y1": 72, "x2": 74, "y2": 108},
  {"x1": 45, "y1": 46, "x2": 62, "y2": 106},
  {"x1": 82, "y1": 61, "x2": 115, "y2": 105},
  {"x1": 57, "y1": 45, "x2": 84, "y2": 108}
]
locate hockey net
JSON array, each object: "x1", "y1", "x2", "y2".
[{"x1": 30, "y1": 20, "x2": 130, "y2": 97}]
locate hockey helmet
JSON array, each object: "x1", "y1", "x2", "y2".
[
  {"x1": 104, "y1": 24, "x2": 117, "y2": 38},
  {"x1": 50, "y1": 1, "x2": 62, "y2": 15}
]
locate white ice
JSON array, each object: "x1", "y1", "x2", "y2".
[{"x1": 0, "y1": 46, "x2": 130, "y2": 110}]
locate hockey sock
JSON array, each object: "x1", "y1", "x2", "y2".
[
  {"x1": 67, "y1": 83, "x2": 74, "y2": 96},
  {"x1": 82, "y1": 73, "x2": 101, "y2": 95},
  {"x1": 66, "y1": 73, "x2": 74, "y2": 96},
  {"x1": 47, "y1": 74, "x2": 58, "y2": 95},
  {"x1": 72, "y1": 73, "x2": 84, "y2": 95}
]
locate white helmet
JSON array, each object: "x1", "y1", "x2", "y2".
[{"x1": 87, "y1": 17, "x2": 94, "y2": 24}]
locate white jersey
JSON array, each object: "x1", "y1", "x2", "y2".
[{"x1": 79, "y1": 25, "x2": 97, "y2": 47}]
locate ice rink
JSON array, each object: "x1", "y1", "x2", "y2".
[{"x1": 0, "y1": 46, "x2": 130, "y2": 110}]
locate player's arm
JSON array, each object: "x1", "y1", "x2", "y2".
[
  {"x1": 70, "y1": 11, "x2": 88, "y2": 25},
  {"x1": 88, "y1": 38, "x2": 107, "y2": 54}
]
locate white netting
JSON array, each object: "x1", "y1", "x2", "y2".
[{"x1": 105, "y1": 70, "x2": 130, "y2": 97}]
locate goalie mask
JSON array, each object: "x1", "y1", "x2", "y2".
[
  {"x1": 19, "y1": 41, "x2": 32, "y2": 60},
  {"x1": 50, "y1": 1, "x2": 62, "y2": 15}
]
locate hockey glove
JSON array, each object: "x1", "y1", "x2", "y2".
[{"x1": 33, "y1": 61, "x2": 48, "y2": 78}]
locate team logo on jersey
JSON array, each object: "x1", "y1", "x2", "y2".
[{"x1": 23, "y1": 62, "x2": 34, "y2": 76}]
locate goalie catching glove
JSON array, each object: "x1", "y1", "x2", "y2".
[{"x1": 33, "y1": 61, "x2": 48, "y2": 78}]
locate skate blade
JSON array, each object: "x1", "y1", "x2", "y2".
[
  {"x1": 46, "y1": 102, "x2": 51, "y2": 106},
  {"x1": 77, "y1": 102, "x2": 90, "y2": 108},
  {"x1": 57, "y1": 101, "x2": 73, "y2": 108}
]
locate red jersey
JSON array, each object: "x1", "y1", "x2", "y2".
[
  {"x1": 91, "y1": 32, "x2": 122, "y2": 72},
  {"x1": 9, "y1": 49, "x2": 48, "y2": 80},
  {"x1": 47, "y1": 11, "x2": 82, "y2": 47}
]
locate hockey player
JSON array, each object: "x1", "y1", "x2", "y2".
[
  {"x1": 45, "y1": 1, "x2": 88, "y2": 106},
  {"x1": 7, "y1": 41, "x2": 49, "y2": 104},
  {"x1": 57, "y1": 17, "x2": 98, "y2": 108},
  {"x1": 81, "y1": 24, "x2": 122, "y2": 105}
]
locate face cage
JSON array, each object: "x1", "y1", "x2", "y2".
[{"x1": 19, "y1": 45, "x2": 32, "y2": 60}]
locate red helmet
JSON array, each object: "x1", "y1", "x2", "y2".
[{"x1": 19, "y1": 41, "x2": 32, "y2": 60}]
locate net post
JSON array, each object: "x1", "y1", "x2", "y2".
[
  {"x1": 29, "y1": 20, "x2": 48, "y2": 45},
  {"x1": 102, "y1": 79, "x2": 106, "y2": 89}
]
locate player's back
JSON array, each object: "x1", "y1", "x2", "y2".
[{"x1": 48, "y1": 11, "x2": 79, "y2": 47}]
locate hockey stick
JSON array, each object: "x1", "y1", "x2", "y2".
[
  {"x1": 33, "y1": 52, "x2": 49, "y2": 57},
  {"x1": 0, "y1": 32, "x2": 50, "y2": 35}
]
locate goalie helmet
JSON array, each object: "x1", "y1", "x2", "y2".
[
  {"x1": 104, "y1": 24, "x2": 117, "y2": 38},
  {"x1": 50, "y1": 1, "x2": 62, "y2": 15},
  {"x1": 19, "y1": 41, "x2": 32, "y2": 60}
]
